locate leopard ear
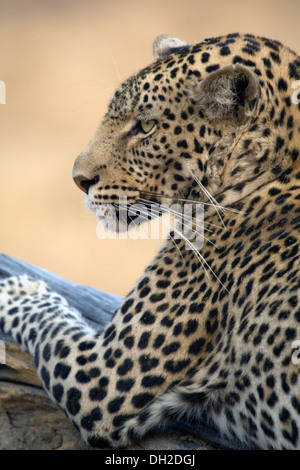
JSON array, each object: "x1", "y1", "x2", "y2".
[
  {"x1": 153, "y1": 35, "x2": 189, "y2": 60},
  {"x1": 188, "y1": 64, "x2": 260, "y2": 122}
]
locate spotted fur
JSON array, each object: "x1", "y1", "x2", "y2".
[{"x1": 1, "y1": 33, "x2": 300, "y2": 449}]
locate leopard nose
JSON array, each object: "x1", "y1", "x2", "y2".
[{"x1": 73, "y1": 174, "x2": 100, "y2": 194}]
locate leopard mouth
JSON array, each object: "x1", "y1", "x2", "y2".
[
  {"x1": 94, "y1": 199, "x2": 166, "y2": 233},
  {"x1": 87, "y1": 189, "x2": 170, "y2": 233}
]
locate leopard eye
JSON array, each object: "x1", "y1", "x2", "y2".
[{"x1": 139, "y1": 119, "x2": 156, "y2": 134}]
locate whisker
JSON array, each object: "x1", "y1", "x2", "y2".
[
  {"x1": 110, "y1": 200, "x2": 227, "y2": 291},
  {"x1": 191, "y1": 173, "x2": 227, "y2": 230},
  {"x1": 140, "y1": 193, "x2": 229, "y2": 232},
  {"x1": 112, "y1": 200, "x2": 202, "y2": 264},
  {"x1": 168, "y1": 220, "x2": 229, "y2": 293},
  {"x1": 192, "y1": 172, "x2": 226, "y2": 213},
  {"x1": 129, "y1": 200, "x2": 227, "y2": 290},
  {"x1": 138, "y1": 198, "x2": 213, "y2": 234},
  {"x1": 140, "y1": 190, "x2": 244, "y2": 216},
  {"x1": 138, "y1": 197, "x2": 228, "y2": 242},
  {"x1": 126, "y1": 205, "x2": 186, "y2": 265},
  {"x1": 139, "y1": 198, "x2": 218, "y2": 249}
]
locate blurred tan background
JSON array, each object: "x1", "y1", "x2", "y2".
[{"x1": 1, "y1": 0, "x2": 300, "y2": 296}]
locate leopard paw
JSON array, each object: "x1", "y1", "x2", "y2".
[{"x1": 0, "y1": 275, "x2": 50, "y2": 305}]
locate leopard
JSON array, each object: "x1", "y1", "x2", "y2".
[{"x1": 1, "y1": 32, "x2": 300, "y2": 450}]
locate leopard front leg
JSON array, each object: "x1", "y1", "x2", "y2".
[
  {"x1": 0, "y1": 275, "x2": 69, "y2": 346},
  {"x1": 0, "y1": 275, "x2": 111, "y2": 445},
  {"x1": 0, "y1": 267, "x2": 216, "y2": 449}
]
